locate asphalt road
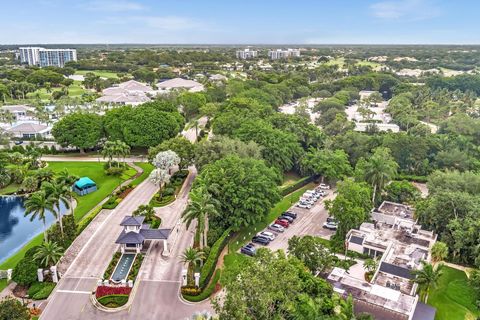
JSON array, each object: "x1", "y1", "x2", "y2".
[{"x1": 40, "y1": 169, "x2": 212, "y2": 320}]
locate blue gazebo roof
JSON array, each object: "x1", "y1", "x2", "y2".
[{"x1": 75, "y1": 177, "x2": 96, "y2": 189}]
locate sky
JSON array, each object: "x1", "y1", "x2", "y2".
[{"x1": 2, "y1": 0, "x2": 480, "y2": 45}]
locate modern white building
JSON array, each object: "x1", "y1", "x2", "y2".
[
  {"x1": 19, "y1": 47, "x2": 77, "y2": 67},
  {"x1": 268, "y1": 48, "x2": 301, "y2": 60},
  {"x1": 236, "y1": 48, "x2": 257, "y2": 59},
  {"x1": 6, "y1": 122, "x2": 52, "y2": 139}
]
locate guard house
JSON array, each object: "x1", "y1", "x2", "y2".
[
  {"x1": 73, "y1": 177, "x2": 97, "y2": 196},
  {"x1": 115, "y1": 216, "x2": 171, "y2": 254}
]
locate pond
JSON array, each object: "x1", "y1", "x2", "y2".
[{"x1": 0, "y1": 196, "x2": 67, "y2": 264}]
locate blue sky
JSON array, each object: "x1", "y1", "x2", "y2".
[{"x1": 2, "y1": 0, "x2": 480, "y2": 44}]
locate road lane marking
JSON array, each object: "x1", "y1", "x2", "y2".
[{"x1": 56, "y1": 290, "x2": 92, "y2": 294}]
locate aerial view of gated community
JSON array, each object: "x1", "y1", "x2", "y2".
[{"x1": 1, "y1": 1, "x2": 480, "y2": 319}]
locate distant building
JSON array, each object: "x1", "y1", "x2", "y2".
[
  {"x1": 96, "y1": 80, "x2": 154, "y2": 106},
  {"x1": 268, "y1": 48, "x2": 301, "y2": 60},
  {"x1": 157, "y1": 78, "x2": 204, "y2": 93},
  {"x1": 19, "y1": 47, "x2": 77, "y2": 67},
  {"x1": 6, "y1": 122, "x2": 52, "y2": 139},
  {"x1": 328, "y1": 201, "x2": 437, "y2": 320},
  {"x1": 236, "y1": 48, "x2": 257, "y2": 59},
  {"x1": 1, "y1": 105, "x2": 34, "y2": 121}
]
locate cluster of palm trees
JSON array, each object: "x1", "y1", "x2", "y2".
[
  {"x1": 180, "y1": 247, "x2": 205, "y2": 286},
  {"x1": 24, "y1": 169, "x2": 78, "y2": 242},
  {"x1": 102, "y1": 140, "x2": 131, "y2": 168}
]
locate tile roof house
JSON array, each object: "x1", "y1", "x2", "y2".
[
  {"x1": 157, "y1": 78, "x2": 204, "y2": 93},
  {"x1": 1, "y1": 105, "x2": 35, "y2": 121},
  {"x1": 96, "y1": 80, "x2": 154, "y2": 106},
  {"x1": 6, "y1": 122, "x2": 52, "y2": 139}
]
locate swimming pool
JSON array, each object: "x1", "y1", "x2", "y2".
[{"x1": 111, "y1": 253, "x2": 136, "y2": 283}]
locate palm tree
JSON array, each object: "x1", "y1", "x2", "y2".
[
  {"x1": 180, "y1": 247, "x2": 205, "y2": 286},
  {"x1": 363, "y1": 258, "x2": 378, "y2": 274},
  {"x1": 411, "y1": 261, "x2": 444, "y2": 303},
  {"x1": 182, "y1": 188, "x2": 219, "y2": 248},
  {"x1": 24, "y1": 191, "x2": 54, "y2": 242},
  {"x1": 42, "y1": 182, "x2": 72, "y2": 237},
  {"x1": 55, "y1": 169, "x2": 78, "y2": 215},
  {"x1": 102, "y1": 140, "x2": 131, "y2": 168},
  {"x1": 358, "y1": 147, "x2": 398, "y2": 203},
  {"x1": 34, "y1": 241, "x2": 64, "y2": 267},
  {"x1": 133, "y1": 204, "x2": 155, "y2": 222}
]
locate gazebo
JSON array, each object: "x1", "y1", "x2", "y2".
[
  {"x1": 115, "y1": 216, "x2": 171, "y2": 253},
  {"x1": 73, "y1": 177, "x2": 97, "y2": 196}
]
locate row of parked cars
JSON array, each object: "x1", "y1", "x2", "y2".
[
  {"x1": 240, "y1": 211, "x2": 298, "y2": 256},
  {"x1": 296, "y1": 184, "x2": 330, "y2": 209}
]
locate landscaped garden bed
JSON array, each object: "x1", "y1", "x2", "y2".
[
  {"x1": 102, "y1": 184, "x2": 134, "y2": 209},
  {"x1": 150, "y1": 170, "x2": 188, "y2": 207},
  {"x1": 97, "y1": 294, "x2": 129, "y2": 308}
]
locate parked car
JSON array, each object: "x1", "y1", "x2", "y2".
[
  {"x1": 268, "y1": 223, "x2": 285, "y2": 233},
  {"x1": 259, "y1": 231, "x2": 275, "y2": 241},
  {"x1": 275, "y1": 219, "x2": 290, "y2": 228},
  {"x1": 299, "y1": 198, "x2": 315, "y2": 205},
  {"x1": 241, "y1": 243, "x2": 256, "y2": 256},
  {"x1": 283, "y1": 211, "x2": 297, "y2": 219},
  {"x1": 303, "y1": 192, "x2": 320, "y2": 200},
  {"x1": 327, "y1": 216, "x2": 337, "y2": 223},
  {"x1": 252, "y1": 235, "x2": 270, "y2": 245},
  {"x1": 296, "y1": 202, "x2": 312, "y2": 209},
  {"x1": 315, "y1": 190, "x2": 328, "y2": 196},
  {"x1": 318, "y1": 183, "x2": 330, "y2": 190},
  {"x1": 279, "y1": 214, "x2": 294, "y2": 223},
  {"x1": 14, "y1": 140, "x2": 23, "y2": 145},
  {"x1": 323, "y1": 221, "x2": 338, "y2": 230}
]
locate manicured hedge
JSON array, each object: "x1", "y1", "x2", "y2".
[
  {"x1": 183, "y1": 269, "x2": 221, "y2": 302},
  {"x1": 97, "y1": 294, "x2": 129, "y2": 308},
  {"x1": 30, "y1": 282, "x2": 56, "y2": 300},
  {"x1": 96, "y1": 286, "x2": 131, "y2": 298},
  {"x1": 279, "y1": 175, "x2": 318, "y2": 196},
  {"x1": 77, "y1": 206, "x2": 102, "y2": 235},
  {"x1": 199, "y1": 229, "x2": 231, "y2": 289},
  {"x1": 395, "y1": 174, "x2": 428, "y2": 183}
]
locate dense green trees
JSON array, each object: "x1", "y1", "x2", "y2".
[
  {"x1": 148, "y1": 136, "x2": 194, "y2": 169},
  {"x1": 0, "y1": 297, "x2": 30, "y2": 320},
  {"x1": 300, "y1": 148, "x2": 352, "y2": 182},
  {"x1": 288, "y1": 235, "x2": 334, "y2": 274},
  {"x1": 384, "y1": 180, "x2": 421, "y2": 204},
  {"x1": 215, "y1": 249, "x2": 346, "y2": 320},
  {"x1": 178, "y1": 92, "x2": 207, "y2": 120},
  {"x1": 195, "y1": 155, "x2": 281, "y2": 232},
  {"x1": 325, "y1": 179, "x2": 372, "y2": 244},
  {"x1": 52, "y1": 113, "x2": 103, "y2": 152}
]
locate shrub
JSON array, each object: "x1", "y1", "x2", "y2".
[
  {"x1": 163, "y1": 187, "x2": 175, "y2": 196},
  {"x1": 150, "y1": 218, "x2": 161, "y2": 229},
  {"x1": 199, "y1": 229, "x2": 231, "y2": 289},
  {"x1": 105, "y1": 167, "x2": 124, "y2": 176},
  {"x1": 97, "y1": 294, "x2": 129, "y2": 308},
  {"x1": 127, "y1": 254, "x2": 144, "y2": 282},
  {"x1": 12, "y1": 259, "x2": 38, "y2": 286},
  {"x1": 395, "y1": 174, "x2": 428, "y2": 183},
  {"x1": 96, "y1": 286, "x2": 131, "y2": 299},
  {"x1": 183, "y1": 270, "x2": 221, "y2": 302},
  {"x1": 102, "y1": 196, "x2": 120, "y2": 209},
  {"x1": 280, "y1": 175, "x2": 317, "y2": 196},
  {"x1": 77, "y1": 207, "x2": 101, "y2": 235},
  {"x1": 181, "y1": 286, "x2": 201, "y2": 296},
  {"x1": 30, "y1": 282, "x2": 56, "y2": 300},
  {"x1": 24, "y1": 246, "x2": 40, "y2": 259}
]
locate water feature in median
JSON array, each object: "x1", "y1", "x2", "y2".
[
  {"x1": 111, "y1": 253, "x2": 136, "y2": 282},
  {"x1": 0, "y1": 196, "x2": 67, "y2": 264}
]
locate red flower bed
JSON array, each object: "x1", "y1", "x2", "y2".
[
  {"x1": 118, "y1": 188, "x2": 133, "y2": 199},
  {"x1": 96, "y1": 286, "x2": 132, "y2": 298}
]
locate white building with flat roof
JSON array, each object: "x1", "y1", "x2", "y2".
[
  {"x1": 268, "y1": 48, "x2": 301, "y2": 60},
  {"x1": 19, "y1": 47, "x2": 77, "y2": 67},
  {"x1": 236, "y1": 48, "x2": 257, "y2": 59}
]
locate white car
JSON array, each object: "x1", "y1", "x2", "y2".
[
  {"x1": 323, "y1": 221, "x2": 338, "y2": 230},
  {"x1": 268, "y1": 223, "x2": 285, "y2": 233},
  {"x1": 318, "y1": 183, "x2": 330, "y2": 190},
  {"x1": 259, "y1": 231, "x2": 276, "y2": 241},
  {"x1": 303, "y1": 192, "x2": 319, "y2": 201},
  {"x1": 300, "y1": 197, "x2": 316, "y2": 204},
  {"x1": 296, "y1": 202, "x2": 312, "y2": 209},
  {"x1": 316, "y1": 190, "x2": 328, "y2": 196}
]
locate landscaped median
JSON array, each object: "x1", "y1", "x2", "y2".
[{"x1": 150, "y1": 169, "x2": 189, "y2": 207}]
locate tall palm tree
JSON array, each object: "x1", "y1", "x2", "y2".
[
  {"x1": 411, "y1": 261, "x2": 444, "y2": 303},
  {"x1": 43, "y1": 182, "x2": 73, "y2": 238},
  {"x1": 182, "y1": 188, "x2": 219, "y2": 248},
  {"x1": 358, "y1": 147, "x2": 398, "y2": 203},
  {"x1": 180, "y1": 247, "x2": 205, "y2": 285},
  {"x1": 34, "y1": 241, "x2": 64, "y2": 267},
  {"x1": 55, "y1": 169, "x2": 78, "y2": 215},
  {"x1": 24, "y1": 191, "x2": 54, "y2": 242}
]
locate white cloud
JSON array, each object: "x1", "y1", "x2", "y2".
[
  {"x1": 370, "y1": 0, "x2": 441, "y2": 20},
  {"x1": 86, "y1": 0, "x2": 145, "y2": 12}
]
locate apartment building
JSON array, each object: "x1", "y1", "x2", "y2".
[
  {"x1": 268, "y1": 48, "x2": 301, "y2": 60},
  {"x1": 19, "y1": 47, "x2": 77, "y2": 67},
  {"x1": 328, "y1": 201, "x2": 437, "y2": 320},
  {"x1": 236, "y1": 48, "x2": 257, "y2": 59}
]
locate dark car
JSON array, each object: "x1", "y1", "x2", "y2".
[
  {"x1": 241, "y1": 243, "x2": 257, "y2": 256},
  {"x1": 275, "y1": 219, "x2": 289, "y2": 228},
  {"x1": 252, "y1": 235, "x2": 270, "y2": 245},
  {"x1": 279, "y1": 214, "x2": 294, "y2": 223},
  {"x1": 14, "y1": 140, "x2": 23, "y2": 145},
  {"x1": 283, "y1": 211, "x2": 297, "y2": 219}
]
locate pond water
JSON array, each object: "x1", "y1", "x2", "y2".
[{"x1": 0, "y1": 196, "x2": 67, "y2": 264}]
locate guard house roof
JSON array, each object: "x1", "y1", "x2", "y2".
[
  {"x1": 120, "y1": 216, "x2": 145, "y2": 226},
  {"x1": 140, "y1": 229, "x2": 171, "y2": 239},
  {"x1": 115, "y1": 231, "x2": 145, "y2": 244},
  {"x1": 74, "y1": 177, "x2": 96, "y2": 189}
]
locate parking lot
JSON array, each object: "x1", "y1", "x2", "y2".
[{"x1": 243, "y1": 185, "x2": 337, "y2": 255}]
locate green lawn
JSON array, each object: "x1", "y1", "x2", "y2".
[
  {"x1": 25, "y1": 80, "x2": 87, "y2": 101},
  {"x1": 356, "y1": 60, "x2": 382, "y2": 68},
  {"x1": 428, "y1": 266, "x2": 479, "y2": 320},
  {"x1": 131, "y1": 162, "x2": 154, "y2": 187},
  {"x1": 48, "y1": 162, "x2": 129, "y2": 220},
  {"x1": 0, "y1": 162, "x2": 137, "y2": 270},
  {"x1": 0, "y1": 183, "x2": 20, "y2": 195},
  {"x1": 0, "y1": 278, "x2": 7, "y2": 292},
  {"x1": 229, "y1": 182, "x2": 316, "y2": 252},
  {"x1": 75, "y1": 70, "x2": 120, "y2": 79},
  {"x1": 281, "y1": 171, "x2": 303, "y2": 188}
]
